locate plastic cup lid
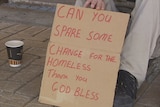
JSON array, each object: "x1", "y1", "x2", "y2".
[{"x1": 5, "y1": 40, "x2": 24, "y2": 48}]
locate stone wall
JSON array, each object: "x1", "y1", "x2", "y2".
[{"x1": 8, "y1": 0, "x2": 75, "y2": 5}]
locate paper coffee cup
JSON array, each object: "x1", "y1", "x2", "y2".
[{"x1": 5, "y1": 40, "x2": 24, "y2": 67}]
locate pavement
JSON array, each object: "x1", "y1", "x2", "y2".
[{"x1": 0, "y1": 1, "x2": 160, "y2": 107}]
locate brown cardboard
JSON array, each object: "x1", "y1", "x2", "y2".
[{"x1": 39, "y1": 3, "x2": 129, "y2": 107}]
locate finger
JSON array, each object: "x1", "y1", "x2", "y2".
[
  {"x1": 101, "y1": 1, "x2": 105, "y2": 10},
  {"x1": 90, "y1": 0, "x2": 97, "y2": 9},
  {"x1": 95, "y1": 0, "x2": 102, "y2": 10},
  {"x1": 83, "y1": 0, "x2": 92, "y2": 8},
  {"x1": 96, "y1": 0, "x2": 105, "y2": 10}
]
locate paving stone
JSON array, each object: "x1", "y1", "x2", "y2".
[
  {"x1": 21, "y1": 53, "x2": 39, "y2": 66},
  {"x1": 0, "y1": 103, "x2": 17, "y2": 107},
  {"x1": 2, "y1": 2, "x2": 56, "y2": 13},
  {"x1": 136, "y1": 82, "x2": 149, "y2": 100},
  {"x1": 0, "y1": 80, "x2": 22, "y2": 93},
  {"x1": 0, "y1": 39, "x2": 8, "y2": 51},
  {"x1": 0, "y1": 22, "x2": 15, "y2": 30},
  {"x1": 0, "y1": 91, "x2": 31, "y2": 107},
  {"x1": 16, "y1": 26, "x2": 47, "y2": 37},
  {"x1": 0, "y1": 49, "x2": 8, "y2": 60},
  {"x1": 31, "y1": 56, "x2": 46, "y2": 66},
  {"x1": 0, "y1": 6, "x2": 54, "y2": 27},
  {"x1": 0, "y1": 70, "x2": 15, "y2": 80},
  {"x1": 25, "y1": 97, "x2": 55, "y2": 107},
  {"x1": 7, "y1": 26, "x2": 46, "y2": 40},
  {"x1": 26, "y1": 47, "x2": 47, "y2": 57},
  {"x1": 146, "y1": 57, "x2": 160, "y2": 83},
  {"x1": 0, "y1": 59, "x2": 6, "y2": 66},
  {"x1": 23, "y1": 39, "x2": 48, "y2": 48},
  {"x1": 25, "y1": 103, "x2": 54, "y2": 107},
  {"x1": 10, "y1": 32, "x2": 31, "y2": 40},
  {"x1": 134, "y1": 103, "x2": 150, "y2": 107},
  {"x1": 31, "y1": 28, "x2": 51, "y2": 42},
  {"x1": 0, "y1": 31, "x2": 12, "y2": 40},
  {"x1": 9, "y1": 0, "x2": 75, "y2": 6},
  {"x1": 9, "y1": 64, "x2": 43, "y2": 84},
  {"x1": 0, "y1": 24, "x2": 31, "y2": 34},
  {"x1": 11, "y1": 27, "x2": 51, "y2": 42},
  {"x1": 152, "y1": 74, "x2": 160, "y2": 86},
  {"x1": 16, "y1": 75, "x2": 42, "y2": 97},
  {"x1": 137, "y1": 86, "x2": 160, "y2": 107},
  {"x1": 0, "y1": 63, "x2": 22, "y2": 72}
]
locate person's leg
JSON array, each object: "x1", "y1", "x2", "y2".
[
  {"x1": 114, "y1": 0, "x2": 160, "y2": 107},
  {"x1": 120, "y1": 0, "x2": 160, "y2": 87}
]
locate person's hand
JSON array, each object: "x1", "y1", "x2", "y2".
[{"x1": 83, "y1": 0, "x2": 106, "y2": 10}]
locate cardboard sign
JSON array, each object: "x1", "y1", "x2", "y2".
[{"x1": 39, "y1": 4, "x2": 129, "y2": 107}]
